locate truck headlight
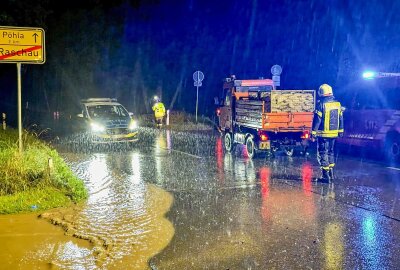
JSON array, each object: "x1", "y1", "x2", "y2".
[
  {"x1": 129, "y1": 120, "x2": 138, "y2": 130},
  {"x1": 90, "y1": 122, "x2": 105, "y2": 132}
]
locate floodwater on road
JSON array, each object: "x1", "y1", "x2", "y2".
[
  {"x1": 1, "y1": 127, "x2": 400, "y2": 269},
  {"x1": 0, "y1": 132, "x2": 175, "y2": 269}
]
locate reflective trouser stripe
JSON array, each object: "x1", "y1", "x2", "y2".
[{"x1": 317, "y1": 132, "x2": 338, "y2": 138}]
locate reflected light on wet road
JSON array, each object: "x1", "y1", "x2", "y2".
[
  {"x1": 358, "y1": 213, "x2": 386, "y2": 270},
  {"x1": 130, "y1": 152, "x2": 142, "y2": 185},
  {"x1": 301, "y1": 162, "x2": 313, "y2": 197},
  {"x1": 260, "y1": 166, "x2": 271, "y2": 222},
  {"x1": 324, "y1": 222, "x2": 344, "y2": 270},
  {"x1": 260, "y1": 167, "x2": 270, "y2": 199},
  {"x1": 215, "y1": 137, "x2": 224, "y2": 183},
  {"x1": 37, "y1": 150, "x2": 174, "y2": 269}
]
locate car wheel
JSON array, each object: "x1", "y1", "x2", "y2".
[
  {"x1": 246, "y1": 136, "x2": 257, "y2": 159},
  {"x1": 224, "y1": 132, "x2": 235, "y2": 152}
]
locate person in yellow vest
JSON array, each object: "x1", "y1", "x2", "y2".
[
  {"x1": 152, "y1": 96, "x2": 166, "y2": 128},
  {"x1": 311, "y1": 84, "x2": 344, "y2": 182}
]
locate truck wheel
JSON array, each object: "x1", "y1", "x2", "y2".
[
  {"x1": 246, "y1": 137, "x2": 257, "y2": 158},
  {"x1": 224, "y1": 132, "x2": 235, "y2": 152},
  {"x1": 385, "y1": 135, "x2": 400, "y2": 164},
  {"x1": 284, "y1": 147, "x2": 294, "y2": 157}
]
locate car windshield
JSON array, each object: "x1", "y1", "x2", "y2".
[{"x1": 87, "y1": 104, "x2": 129, "y2": 119}]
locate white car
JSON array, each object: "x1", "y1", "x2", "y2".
[{"x1": 77, "y1": 98, "x2": 139, "y2": 143}]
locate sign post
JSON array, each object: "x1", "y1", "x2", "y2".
[
  {"x1": 17, "y1": 63, "x2": 22, "y2": 152},
  {"x1": 0, "y1": 26, "x2": 46, "y2": 153},
  {"x1": 193, "y1": 70, "x2": 204, "y2": 122},
  {"x1": 271, "y1": 64, "x2": 282, "y2": 88}
]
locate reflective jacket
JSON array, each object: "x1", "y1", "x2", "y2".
[
  {"x1": 152, "y1": 102, "x2": 166, "y2": 118},
  {"x1": 312, "y1": 96, "x2": 344, "y2": 138}
]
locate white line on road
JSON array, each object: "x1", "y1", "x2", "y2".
[{"x1": 158, "y1": 147, "x2": 202, "y2": 159}]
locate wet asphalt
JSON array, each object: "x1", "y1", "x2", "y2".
[
  {"x1": 3, "y1": 127, "x2": 399, "y2": 269},
  {"x1": 60, "y1": 127, "x2": 400, "y2": 269}
]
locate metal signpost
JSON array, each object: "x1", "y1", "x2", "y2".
[
  {"x1": 193, "y1": 70, "x2": 204, "y2": 122},
  {"x1": 0, "y1": 26, "x2": 45, "y2": 153}
]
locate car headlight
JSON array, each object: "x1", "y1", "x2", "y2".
[
  {"x1": 90, "y1": 122, "x2": 105, "y2": 132},
  {"x1": 129, "y1": 120, "x2": 138, "y2": 130}
]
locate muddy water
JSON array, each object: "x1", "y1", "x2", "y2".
[
  {"x1": 0, "y1": 151, "x2": 174, "y2": 270},
  {"x1": 0, "y1": 212, "x2": 91, "y2": 270}
]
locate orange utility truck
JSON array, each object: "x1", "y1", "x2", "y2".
[{"x1": 217, "y1": 76, "x2": 315, "y2": 158}]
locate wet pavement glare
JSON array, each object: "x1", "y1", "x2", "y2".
[{"x1": 1, "y1": 127, "x2": 400, "y2": 269}]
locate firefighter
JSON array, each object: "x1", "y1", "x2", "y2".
[
  {"x1": 311, "y1": 84, "x2": 344, "y2": 182},
  {"x1": 152, "y1": 96, "x2": 166, "y2": 128}
]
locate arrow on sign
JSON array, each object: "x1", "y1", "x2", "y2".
[{"x1": 33, "y1": 33, "x2": 38, "y2": 43}]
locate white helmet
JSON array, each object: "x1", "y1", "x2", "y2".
[{"x1": 318, "y1": 84, "x2": 333, "y2": 97}]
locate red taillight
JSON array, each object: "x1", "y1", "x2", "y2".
[
  {"x1": 260, "y1": 134, "x2": 268, "y2": 141},
  {"x1": 216, "y1": 108, "x2": 221, "y2": 116},
  {"x1": 301, "y1": 130, "x2": 310, "y2": 139},
  {"x1": 258, "y1": 131, "x2": 269, "y2": 141}
]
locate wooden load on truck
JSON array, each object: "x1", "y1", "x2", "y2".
[{"x1": 217, "y1": 76, "x2": 315, "y2": 158}]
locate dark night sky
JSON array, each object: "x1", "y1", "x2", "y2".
[{"x1": 1, "y1": 0, "x2": 400, "y2": 126}]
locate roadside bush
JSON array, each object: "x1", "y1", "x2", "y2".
[{"x1": 0, "y1": 128, "x2": 87, "y2": 214}]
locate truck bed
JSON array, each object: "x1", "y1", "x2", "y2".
[{"x1": 235, "y1": 90, "x2": 315, "y2": 131}]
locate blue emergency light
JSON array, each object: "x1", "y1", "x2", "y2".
[{"x1": 362, "y1": 71, "x2": 376, "y2": 79}]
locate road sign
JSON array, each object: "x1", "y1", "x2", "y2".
[
  {"x1": 271, "y1": 64, "x2": 282, "y2": 76},
  {"x1": 193, "y1": 70, "x2": 204, "y2": 82},
  {"x1": 193, "y1": 70, "x2": 205, "y2": 122},
  {"x1": 0, "y1": 26, "x2": 45, "y2": 64}
]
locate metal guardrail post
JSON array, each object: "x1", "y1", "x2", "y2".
[{"x1": 166, "y1": 110, "x2": 170, "y2": 126}]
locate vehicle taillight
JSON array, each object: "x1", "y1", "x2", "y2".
[
  {"x1": 258, "y1": 131, "x2": 269, "y2": 141},
  {"x1": 301, "y1": 130, "x2": 310, "y2": 139},
  {"x1": 216, "y1": 108, "x2": 221, "y2": 116}
]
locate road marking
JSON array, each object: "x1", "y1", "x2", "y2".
[
  {"x1": 158, "y1": 147, "x2": 202, "y2": 159},
  {"x1": 386, "y1": 167, "x2": 400, "y2": 171}
]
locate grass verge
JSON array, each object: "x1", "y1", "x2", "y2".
[{"x1": 0, "y1": 128, "x2": 87, "y2": 214}]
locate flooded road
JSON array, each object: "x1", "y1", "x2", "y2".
[{"x1": 1, "y1": 127, "x2": 400, "y2": 269}]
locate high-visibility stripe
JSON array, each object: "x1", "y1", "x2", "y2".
[
  {"x1": 319, "y1": 134, "x2": 339, "y2": 138},
  {"x1": 315, "y1": 130, "x2": 339, "y2": 137}
]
